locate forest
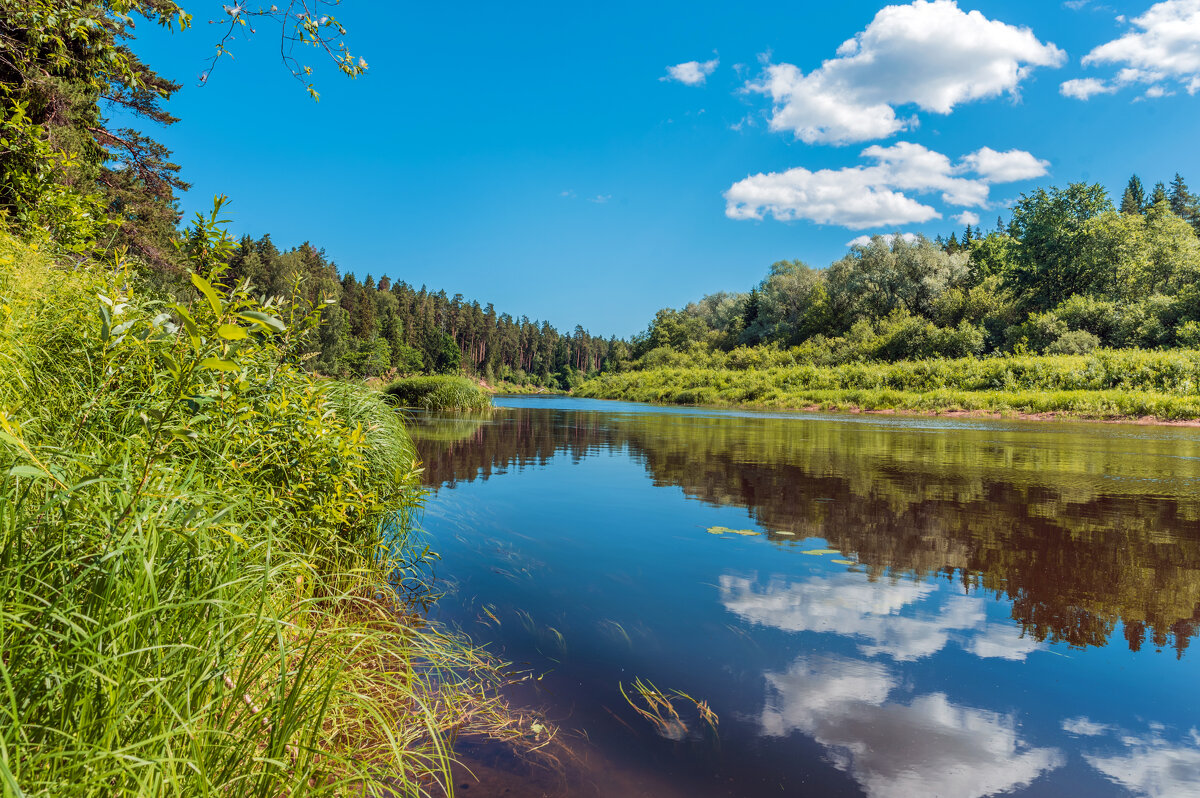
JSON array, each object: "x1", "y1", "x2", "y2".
[
  {"x1": 628, "y1": 175, "x2": 1200, "y2": 367},
  {"x1": 222, "y1": 235, "x2": 625, "y2": 386}
]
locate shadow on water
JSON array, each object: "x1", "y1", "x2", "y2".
[{"x1": 413, "y1": 397, "x2": 1200, "y2": 798}]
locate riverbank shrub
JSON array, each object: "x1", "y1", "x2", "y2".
[
  {"x1": 0, "y1": 229, "x2": 518, "y2": 796},
  {"x1": 384, "y1": 375, "x2": 492, "y2": 411},
  {"x1": 577, "y1": 349, "x2": 1200, "y2": 419}
]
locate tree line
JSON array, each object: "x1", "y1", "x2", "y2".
[
  {"x1": 633, "y1": 175, "x2": 1200, "y2": 367},
  {"x1": 224, "y1": 234, "x2": 625, "y2": 386}
]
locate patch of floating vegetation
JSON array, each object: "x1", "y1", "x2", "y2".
[
  {"x1": 802, "y1": 548, "x2": 841, "y2": 555},
  {"x1": 707, "y1": 526, "x2": 760, "y2": 536}
]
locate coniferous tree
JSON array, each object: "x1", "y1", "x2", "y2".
[
  {"x1": 1170, "y1": 173, "x2": 1200, "y2": 234},
  {"x1": 1150, "y1": 181, "x2": 1169, "y2": 207},
  {"x1": 1121, "y1": 175, "x2": 1146, "y2": 215}
]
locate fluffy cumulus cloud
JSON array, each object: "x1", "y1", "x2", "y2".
[
  {"x1": 662, "y1": 58, "x2": 719, "y2": 86},
  {"x1": 953, "y1": 211, "x2": 981, "y2": 226},
  {"x1": 759, "y1": 656, "x2": 1065, "y2": 798},
  {"x1": 1065, "y1": 0, "x2": 1200, "y2": 99},
  {"x1": 1060, "y1": 77, "x2": 1117, "y2": 99},
  {"x1": 719, "y1": 569, "x2": 1047, "y2": 662},
  {"x1": 746, "y1": 0, "x2": 1065, "y2": 145},
  {"x1": 1083, "y1": 729, "x2": 1200, "y2": 797},
  {"x1": 723, "y1": 142, "x2": 1049, "y2": 230}
]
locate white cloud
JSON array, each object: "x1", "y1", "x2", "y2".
[
  {"x1": 662, "y1": 58, "x2": 719, "y2": 86},
  {"x1": 1061, "y1": 77, "x2": 1117, "y2": 99},
  {"x1": 588, "y1": 194, "x2": 612, "y2": 204},
  {"x1": 1084, "y1": 731, "x2": 1200, "y2": 797},
  {"x1": 745, "y1": 0, "x2": 1065, "y2": 145},
  {"x1": 724, "y1": 142, "x2": 1048, "y2": 230},
  {"x1": 720, "y1": 571, "x2": 984, "y2": 661},
  {"x1": 846, "y1": 232, "x2": 919, "y2": 247},
  {"x1": 761, "y1": 656, "x2": 1065, "y2": 798},
  {"x1": 953, "y1": 211, "x2": 981, "y2": 226},
  {"x1": 965, "y1": 622, "x2": 1041, "y2": 660},
  {"x1": 957, "y1": 147, "x2": 1051, "y2": 182},
  {"x1": 1062, "y1": 717, "x2": 1112, "y2": 737},
  {"x1": 721, "y1": 568, "x2": 1047, "y2": 662},
  {"x1": 1077, "y1": 1, "x2": 1200, "y2": 97}
]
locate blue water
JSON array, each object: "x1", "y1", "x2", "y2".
[{"x1": 415, "y1": 397, "x2": 1200, "y2": 798}]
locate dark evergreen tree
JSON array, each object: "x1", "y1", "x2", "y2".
[
  {"x1": 1150, "y1": 181, "x2": 1169, "y2": 207},
  {"x1": 1121, "y1": 175, "x2": 1146, "y2": 215},
  {"x1": 1170, "y1": 173, "x2": 1200, "y2": 234}
]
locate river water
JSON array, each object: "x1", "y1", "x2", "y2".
[{"x1": 412, "y1": 397, "x2": 1200, "y2": 798}]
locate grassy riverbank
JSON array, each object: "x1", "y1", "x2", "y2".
[
  {"x1": 577, "y1": 350, "x2": 1200, "y2": 421},
  {"x1": 384, "y1": 375, "x2": 493, "y2": 411},
  {"x1": 0, "y1": 232, "x2": 525, "y2": 796}
]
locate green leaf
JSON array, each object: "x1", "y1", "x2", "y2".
[
  {"x1": 199, "y1": 358, "x2": 239, "y2": 373},
  {"x1": 98, "y1": 302, "x2": 111, "y2": 342},
  {"x1": 171, "y1": 304, "x2": 202, "y2": 349},
  {"x1": 7, "y1": 465, "x2": 48, "y2": 480},
  {"x1": 190, "y1": 272, "x2": 223, "y2": 318},
  {"x1": 160, "y1": 353, "x2": 180, "y2": 379},
  {"x1": 237, "y1": 311, "x2": 286, "y2": 333},
  {"x1": 217, "y1": 323, "x2": 248, "y2": 340}
]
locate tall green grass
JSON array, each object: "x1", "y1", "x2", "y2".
[
  {"x1": 578, "y1": 351, "x2": 1200, "y2": 420},
  {"x1": 383, "y1": 376, "x2": 492, "y2": 411},
  {"x1": 0, "y1": 232, "x2": 521, "y2": 796}
]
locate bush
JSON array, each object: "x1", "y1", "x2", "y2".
[
  {"x1": 383, "y1": 374, "x2": 492, "y2": 411},
  {"x1": 1047, "y1": 329, "x2": 1101, "y2": 355}
]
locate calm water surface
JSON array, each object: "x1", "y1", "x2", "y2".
[{"x1": 412, "y1": 397, "x2": 1200, "y2": 798}]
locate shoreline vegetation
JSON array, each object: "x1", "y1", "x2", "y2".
[
  {"x1": 384, "y1": 375, "x2": 493, "y2": 412},
  {"x1": 0, "y1": 228, "x2": 546, "y2": 794},
  {"x1": 577, "y1": 350, "x2": 1200, "y2": 423}
]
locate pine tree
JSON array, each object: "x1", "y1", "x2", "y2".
[
  {"x1": 1150, "y1": 181, "x2": 1169, "y2": 207},
  {"x1": 1120, "y1": 174, "x2": 1146, "y2": 215},
  {"x1": 1169, "y1": 173, "x2": 1200, "y2": 234}
]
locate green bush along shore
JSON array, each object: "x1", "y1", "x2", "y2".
[
  {"x1": 383, "y1": 375, "x2": 493, "y2": 411},
  {"x1": 578, "y1": 349, "x2": 1200, "y2": 420},
  {"x1": 0, "y1": 227, "x2": 522, "y2": 796}
]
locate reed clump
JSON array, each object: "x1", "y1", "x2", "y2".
[
  {"x1": 0, "y1": 224, "x2": 528, "y2": 797},
  {"x1": 383, "y1": 376, "x2": 492, "y2": 412}
]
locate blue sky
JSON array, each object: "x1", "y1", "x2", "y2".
[{"x1": 122, "y1": 0, "x2": 1200, "y2": 337}]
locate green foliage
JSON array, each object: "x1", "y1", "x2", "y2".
[
  {"x1": 579, "y1": 349, "x2": 1200, "y2": 419},
  {"x1": 1008, "y1": 183, "x2": 1114, "y2": 308},
  {"x1": 1046, "y1": 329, "x2": 1101, "y2": 355},
  {"x1": 383, "y1": 375, "x2": 492, "y2": 411},
  {"x1": 0, "y1": 222, "x2": 511, "y2": 796}
]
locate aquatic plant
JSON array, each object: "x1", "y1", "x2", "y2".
[{"x1": 619, "y1": 678, "x2": 718, "y2": 740}]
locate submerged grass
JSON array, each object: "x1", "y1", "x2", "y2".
[
  {"x1": 578, "y1": 351, "x2": 1200, "y2": 420},
  {"x1": 0, "y1": 231, "x2": 533, "y2": 797},
  {"x1": 384, "y1": 376, "x2": 492, "y2": 412}
]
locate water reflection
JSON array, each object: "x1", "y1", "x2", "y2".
[
  {"x1": 719, "y1": 572, "x2": 1032, "y2": 662},
  {"x1": 412, "y1": 399, "x2": 1200, "y2": 798},
  {"x1": 416, "y1": 400, "x2": 1200, "y2": 656},
  {"x1": 760, "y1": 655, "x2": 1064, "y2": 798}
]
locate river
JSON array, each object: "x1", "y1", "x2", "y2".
[{"x1": 412, "y1": 396, "x2": 1200, "y2": 798}]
